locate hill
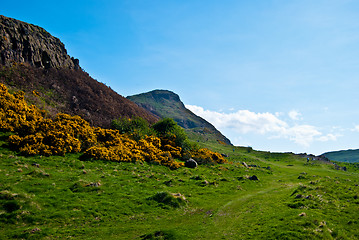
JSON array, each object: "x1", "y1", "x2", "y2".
[
  {"x1": 1, "y1": 14, "x2": 359, "y2": 240},
  {"x1": 322, "y1": 149, "x2": 359, "y2": 163},
  {"x1": 128, "y1": 90, "x2": 232, "y2": 145},
  {"x1": 0, "y1": 15, "x2": 158, "y2": 127},
  {"x1": 0, "y1": 132, "x2": 358, "y2": 239}
]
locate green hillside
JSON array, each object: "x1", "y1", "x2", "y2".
[
  {"x1": 128, "y1": 90, "x2": 232, "y2": 145},
  {"x1": 1, "y1": 132, "x2": 358, "y2": 239},
  {"x1": 322, "y1": 149, "x2": 359, "y2": 163}
]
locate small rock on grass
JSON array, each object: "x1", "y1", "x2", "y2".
[
  {"x1": 185, "y1": 158, "x2": 198, "y2": 168},
  {"x1": 248, "y1": 175, "x2": 258, "y2": 180}
]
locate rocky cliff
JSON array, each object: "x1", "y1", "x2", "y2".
[
  {"x1": 0, "y1": 15, "x2": 79, "y2": 69},
  {"x1": 0, "y1": 15, "x2": 158, "y2": 127}
]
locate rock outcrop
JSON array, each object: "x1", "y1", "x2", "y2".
[
  {"x1": 0, "y1": 15, "x2": 79, "y2": 69},
  {"x1": 0, "y1": 15, "x2": 159, "y2": 127}
]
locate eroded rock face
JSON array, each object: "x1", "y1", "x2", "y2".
[{"x1": 0, "y1": 15, "x2": 79, "y2": 69}]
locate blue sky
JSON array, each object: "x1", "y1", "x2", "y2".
[{"x1": 2, "y1": 0, "x2": 359, "y2": 155}]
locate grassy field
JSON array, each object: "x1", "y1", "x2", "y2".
[{"x1": 1, "y1": 132, "x2": 358, "y2": 239}]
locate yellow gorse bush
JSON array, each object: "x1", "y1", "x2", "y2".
[
  {"x1": 0, "y1": 83, "x2": 185, "y2": 168},
  {"x1": 0, "y1": 84, "x2": 44, "y2": 133},
  {"x1": 0, "y1": 83, "x2": 225, "y2": 168},
  {"x1": 190, "y1": 148, "x2": 226, "y2": 165}
]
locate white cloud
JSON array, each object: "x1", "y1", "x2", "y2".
[
  {"x1": 186, "y1": 105, "x2": 287, "y2": 134},
  {"x1": 317, "y1": 133, "x2": 339, "y2": 142},
  {"x1": 288, "y1": 110, "x2": 302, "y2": 120},
  {"x1": 282, "y1": 125, "x2": 321, "y2": 147},
  {"x1": 352, "y1": 125, "x2": 359, "y2": 132},
  {"x1": 186, "y1": 105, "x2": 337, "y2": 147}
]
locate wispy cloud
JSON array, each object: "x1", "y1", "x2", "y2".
[
  {"x1": 352, "y1": 125, "x2": 359, "y2": 132},
  {"x1": 186, "y1": 105, "x2": 338, "y2": 147},
  {"x1": 288, "y1": 110, "x2": 302, "y2": 121}
]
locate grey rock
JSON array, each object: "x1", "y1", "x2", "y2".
[
  {"x1": 201, "y1": 180, "x2": 209, "y2": 186},
  {"x1": 248, "y1": 175, "x2": 258, "y2": 181},
  {"x1": 32, "y1": 163, "x2": 40, "y2": 168},
  {"x1": 185, "y1": 158, "x2": 197, "y2": 168},
  {"x1": 163, "y1": 180, "x2": 173, "y2": 186},
  {"x1": 86, "y1": 182, "x2": 101, "y2": 187}
]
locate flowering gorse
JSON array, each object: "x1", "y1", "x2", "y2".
[{"x1": 0, "y1": 83, "x2": 225, "y2": 168}]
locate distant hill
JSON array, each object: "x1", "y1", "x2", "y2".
[
  {"x1": 322, "y1": 149, "x2": 359, "y2": 163},
  {"x1": 0, "y1": 15, "x2": 158, "y2": 127},
  {"x1": 127, "y1": 90, "x2": 232, "y2": 145}
]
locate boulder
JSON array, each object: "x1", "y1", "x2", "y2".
[
  {"x1": 295, "y1": 194, "x2": 303, "y2": 199},
  {"x1": 86, "y1": 182, "x2": 101, "y2": 187},
  {"x1": 32, "y1": 163, "x2": 40, "y2": 168},
  {"x1": 185, "y1": 158, "x2": 198, "y2": 168},
  {"x1": 248, "y1": 175, "x2": 258, "y2": 181},
  {"x1": 201, "y1": 180, "x2": 209, "y2": 186},
  {"x1": 171, "y1": 193, "x2": 186, "y2": 201},
  {"x1": 163, "y1": 180, "x2": 173, "y2": 186}
]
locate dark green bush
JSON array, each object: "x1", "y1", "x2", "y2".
[
  {"x1": 152, "y1": 118, "x2": 187, "y2": 148},
  {"x1": 3, "y1": 200, "x2": 20, "y2": 212},
  {"x1": 111, "y1": 116, "x2": 154, "y2": 140},
  {"x1": 181, "y1": 138, "x2": 200, "y2": 152},
  {"x1": 148, "y1": 191, "x2": 185, "y2": 208}
]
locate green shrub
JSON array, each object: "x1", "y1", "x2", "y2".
[
  {"x1": 152, "y1": 118, "x2": 187, "y2": 148},
  {"x1": 2, "y1": 200, "x2": 20, "y2": 213},
  {"x1": 148, "y1": 191, "x2": 186, "y2": 208},
  {"x1": 181, "y1": 138, "x2": 200, "y2": 152},
  {"x1": 111, "y1": 116, "x2": 154, "y2": 140}
]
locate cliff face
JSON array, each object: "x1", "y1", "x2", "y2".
[
  {"x1": 0, "y1": 15, "x2": 79, "y2": 69},
  {"x1": 0, "y1": 15, "x2": 159, "y2": 127}
]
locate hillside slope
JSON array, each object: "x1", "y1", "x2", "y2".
[
  {"x1": 322, "y1": 149, "x2": 359, "y2": 163},
  {"x1": 0, "y1": 15, "x2": 158, "y2": 127},
  {"x1": 0, "y1": 132, "x2": 358, "y2": 239},
  {"x1": 128, "y1": 90, "x2": 232, "y2": 145}
]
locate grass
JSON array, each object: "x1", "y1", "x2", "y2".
[
  {"x1": 323, "y1": 149, "x2": 359, "y2": 163},
  {"x1": 0, "y1": 132, "x2": 358, "y2": 239}
]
